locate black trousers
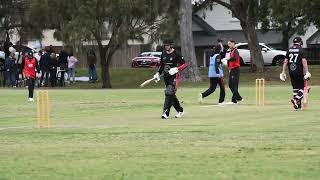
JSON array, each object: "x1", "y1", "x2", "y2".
[
  {"x1": 50, "y1": 69, "x2": 57, "y2": 87},
  {"x1": 290, "y1": 73, "x2": 305, "y2": 107},
  {"x1": 27, "y1": 78, "x2": 35, "y2": 98},
  {"x1": 40, "y1": 68, "x2": 50, "y2": 86},
  {"x1": 202, "y1": 77, "x2": 225, "y2": 103},
  {"x1": 229, "y1": 68, "x2": 242, "y2": 103},
  {"x1": 163, "y1": 75, "x2": 183, "y2": 116}
]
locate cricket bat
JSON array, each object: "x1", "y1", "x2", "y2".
[
  {"x1": 303, "y1": 80, "x2": 309, "y2": 109},
  {"x1": 140, "y1": 77, "x2": 157, "y2": 88}
]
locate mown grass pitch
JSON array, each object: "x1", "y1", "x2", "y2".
[{"x1": 0, "y1": 86, "x2": 320, "y2": 180}]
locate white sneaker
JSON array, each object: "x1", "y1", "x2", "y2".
[
  {"x1": 198, "y1": 93, "x2": 203, "y2": 104},
  {"x1": 218, "y1": 102, "x2": 225, "y2": 105},
  {"x1": 28, "y1": 98, "x2": 34, "y2": 102},
  {"x1": 161, "y1": 113, "x2": 169, "y2": 119},
  {"x1": 226, "y1": 101, "x2": 237, "y2": 105},
  {"x1": 237, "y1": 99, "x2": 245, "y2": 104},
  {"x1": 175, "y1": 111, "x2": 184, "y2": 118}
]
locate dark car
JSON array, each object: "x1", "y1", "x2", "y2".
[{"x1": 131, "y1": 52, "x2": 162, "y2": 68}]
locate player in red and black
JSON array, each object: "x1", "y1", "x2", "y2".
[
  {"x1": 23, "y1": 50, "x2": 40, "y2": 102},
  {"x1": 281, "y1": 37, "x2": 311, "y2": 110},
  {"x1": 153, "y1": 40, "x2": 187, "y2": 119},
  {"x1": 222, "y1": 39, "x2": 243, "y2": 104}
]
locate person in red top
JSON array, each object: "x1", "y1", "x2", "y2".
[
  {"x1": 223, "y1": 39, "x2": 243, "y2": 104},
  {"x1": 23, "y1": 50, "x2": 40, "y2": 102}
]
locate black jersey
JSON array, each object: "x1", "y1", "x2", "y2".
[
  {"x1": 286, "y1": 46, "x2": 305, "y2": 76},
  {"x1": 158, "y1": 49, "x2": 185, "y2": 76}
]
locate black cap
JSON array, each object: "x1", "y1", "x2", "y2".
[
  {"x1": 163, "y1": 39, "x2": 174, "y2": 46},
  {"x1": 293, "y1": 37, "x2": 303, "y2": 44}
]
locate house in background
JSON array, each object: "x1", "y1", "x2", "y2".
[{"x1": 192, "y1": 1, "x2": 320, "y2": 67}]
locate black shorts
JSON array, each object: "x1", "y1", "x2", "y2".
[{"x1": 290, "y1": 74, "x2": 304, "y2": 89}]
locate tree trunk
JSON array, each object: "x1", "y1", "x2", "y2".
[
  {"x1": 281, "y1": 21, "x2": 291, "y2": 50},
  {"x1": 179, "y1": 0, "x2": 202, "y2": 82},
  {"x1": 281, "y1": 30, "x2": 289, "y2": 51},
  {"x1": 98, "y1": 45, "x2": 112, "y2": 88},
  {"x1": 240, "y1": 21, "x2": 264, "y2": 72}
]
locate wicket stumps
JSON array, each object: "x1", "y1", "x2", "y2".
[
  {"x1": 255, "y1": 79, "x2": 265, "y2": 106},
  {"x1": 36, "y1": 90, "x2": 51, "y2": 128}
]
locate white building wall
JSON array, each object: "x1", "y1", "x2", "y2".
[
  {"x1": 289, "y1": 24, "x2": 318, "y2": 48},
  {"x1": 194, "y1": 0, "x2": 262, "y2": 30},
  {"x1": 195, "y1": 1, "x2": 241, "y2": 30}
]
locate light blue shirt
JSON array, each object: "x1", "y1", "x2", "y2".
[{"x1": 208, "y1": 54, "x2": 224, "y2": 78}]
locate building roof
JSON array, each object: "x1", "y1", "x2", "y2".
[
  {"x1": 307, "y1": 30, "x2": 320, "y2": 45},
  {"x1": 193, "y1": 30, "x2": 283, "y2": 46},
  {"x1": 192, "y1": 14, "x2": 216, "y2": 35}
]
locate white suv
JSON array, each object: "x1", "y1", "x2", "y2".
[{"x1": 227, "y1": 43, "x2": 286, "y2": 66}]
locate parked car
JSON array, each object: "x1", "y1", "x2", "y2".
[
  {"x1": 12, "y1": 45, "x2": 41, "y2": 61},
  {"x1": 131, "y1": 52, "x2": 162, "y2": 68},
  {"x1": 0, "y1": 45, "x2": 41, "y2": 62},
  {"x1": 226, "y1": 43, "x2": 286, "y2": 66}
]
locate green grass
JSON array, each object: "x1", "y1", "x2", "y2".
[
  {"x1": 71, "y1": 65, "x2": 320, "y2": 89},
  {"x1": 0, "y1": 85, "x2": 320, "y2": 179}
]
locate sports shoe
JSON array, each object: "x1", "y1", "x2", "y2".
[
  {"x1": 28, "y1": 98, "x2": 34, "y2": 102},
  {"x1": 161, "y1": 113, "x2": 169, "y2": 119},
  {"x1": 175, "y1": 111, "x2": 184, "y2": 118},
  {"x1": 238, "y1": 99, "x2": 244, "y2": 103},
  {"x1": 291, "y1": 99, "x2": 298, "y2": 110},
  {"x1": 218, "y1": 102, "x2": 225, "y2": 105},
  {"x1": 226, "y1": 101, "x2": 237, "y2": 105},
  {"x1": 198, "y1": 93, "x2": 203, "y2": 104}
]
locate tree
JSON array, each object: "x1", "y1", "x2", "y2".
[
  {"x1": 212, "y1": 0, "x2": 265, "y2": 72},
  {"x1": 30, "y1": 0, "x2": 168, "y2": 88},
  {"x1": 260, "y1": 0, "x2": 311, "y2": 50},
  {"x1": 0, "y1": 0, "x2": 35, "y2": 49},
  {"x1": 179, "y1": 0, "x2": 202, "y2": 81}
]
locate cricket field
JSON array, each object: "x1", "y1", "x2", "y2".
[{"x1": 0, "y1": 86, "x2": 320, "y2": 180}]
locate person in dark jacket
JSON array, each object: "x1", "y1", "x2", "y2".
[
  {"x1": 49, "y1": 53, "x2": 58, "y2": 87},
  {"x1": 40, "y1": 50, "x2": 51, "y2": 87},
  {"x1": 87, "y1": 50, "x2": 98, "y2": 82},
  {"x1": 0, "y1": 51, "x2": 5, "y2": 87},
  {"x1": 58, "y1": 50, "x2": 68, "y2": 87},
  {"x1": 4, "y1": 48, "x2": 16, "y2": 87}
]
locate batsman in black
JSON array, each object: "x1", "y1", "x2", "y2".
[
  {"x1": 281, "y1": 37, "x2": 311, "y2": 110},
  {"x1": 154, "y1": 40, "x2": 187, "y2": 119}
]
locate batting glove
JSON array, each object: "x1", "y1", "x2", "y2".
[
  {"x1": 153, "y1": 72, "x2": 160, "y2": 82},
  {"x1": 168, "y1": 67, "x2": 179, "y2": 75},
  {"x1": 280, "y1": 73, "x2": 286, "y2": 81},
  {"x1": 221, "y1": 58, "x2": 228, "y2": 66},
  {"x1": 304, "y1": 72, "x2": 311, "y2": 80}
]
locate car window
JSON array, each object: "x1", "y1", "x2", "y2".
[{"x1": 237, "y1": 45, "x2": 249, "y2": 50}]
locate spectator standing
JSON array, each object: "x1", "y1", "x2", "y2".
[
  {"x1": 40, "y1": 50, "x2": 51, "y2": 87},
  {"x1": 68, "y1": 52, "x2": 78, "y2": 84},
  {"x1": 0, "y1": 51, "x2": 5, "y2": 87},
  {"x1": 58, "y1": 50, "x2": 68, "y2": 87},
  {"x1": 49, "y1": 53, "x2": 58, "y2": 87},
  {"x1": 4, "y1": 47, "x2": 16, "y2": 87},
  {"x1": 87, "y1": 50, "x2": 97, "y2": 83}
]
